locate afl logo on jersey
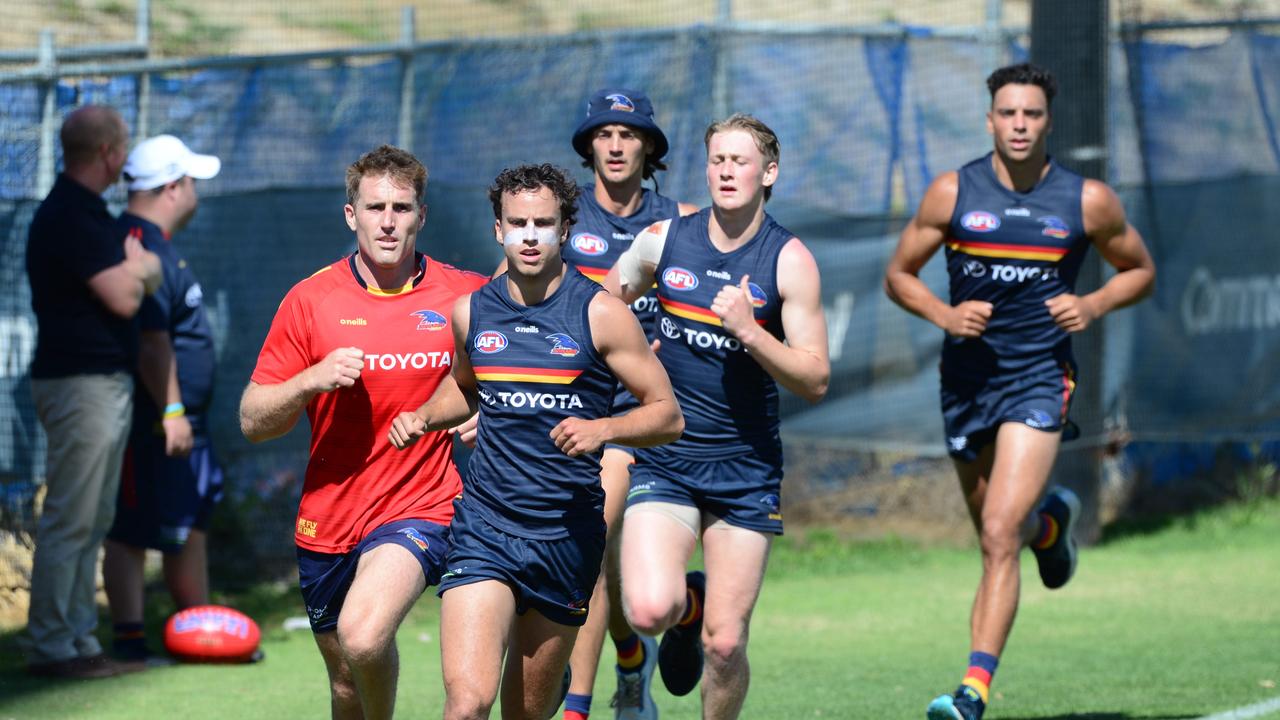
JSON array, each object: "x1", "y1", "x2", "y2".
[
  {"x1": 662, "y1": 267, "x2": 699, "y2": 291},
  {"x1": 961, "y1": 211, "x2": 1001, "y2": 233},
  {"x1": 571, "y1": 233, "x2": 608, "y2": 256},
  {"x1": 545, "y1": 333, "x2": 581, "y2": 357},
  {"x1": 474, "y1": 331, "x2": 508, "y2": 354},
  {"x1": 411, "y1": 309, "x2": 448, "y2": 331},
  {"x1": 747, "y1": 282, "x2": 768, "y2": 309}
]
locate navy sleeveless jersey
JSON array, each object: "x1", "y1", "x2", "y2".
[
  {"x1": 565, "y1": 184, "x2": 681, "y2": 338},
  {"x1": 567, "y1": 185, "x2": 681, "y2": 414},
  {"x1": 944, "y1": 153, "x2": 1090, "y2": 375},
  {"x1": 652, "y1": 208, "x2": 790, "y2": 460},
  {"x1": 464, "y1": 268, "x2": 616, "y2": 539},
  {"x1": 122, "y1": 212, "x2": 217, "y2": 418}
]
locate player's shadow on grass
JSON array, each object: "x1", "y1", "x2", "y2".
[
  {"x1": 1005, "y1": 714, "x2": 1198, "y2": 719},
  {"x1": 1008, "y1": 707, "x2": 1198, "y2": 712}
]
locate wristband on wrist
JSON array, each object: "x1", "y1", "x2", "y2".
[{"x1": 163, "y1": 402, "x2": 185, "y2": 419}]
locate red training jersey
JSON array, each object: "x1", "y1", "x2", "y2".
[{"x1": 250, "y1": 253, "x2": 488, "y2": 553}]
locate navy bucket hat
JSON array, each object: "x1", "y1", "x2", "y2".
[{"x1": 571, "y1": 88, "x2": 670, "y2": 161}]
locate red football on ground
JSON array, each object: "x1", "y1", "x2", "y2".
[{"x1": 163, "y1": 604, "x2": 261, "y2": 663}]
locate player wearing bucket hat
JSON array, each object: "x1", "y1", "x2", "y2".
[
  {"x1": 122, "y1": 134, "x2": 221, "y2": 191},
  {"x1": 571, "y1": 89, "x2": 670, "y2": 164},
  {"x1": 555, "y1": 88, "x2": 696, "y2": 720}
]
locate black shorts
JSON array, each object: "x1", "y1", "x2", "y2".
[
  {"x1": 108, "y1": 421, "x2": 223, "y2": 554},
  {"x1": 627, "y1": 444, "x2": 785, "y2": 535},
  {"x1": 941, "y1": 356, "x2": 1079, "y2": 463},
  {"x1": 297, "y1": 519, "x2": 450, "y2": 633},
  {"x1": 437, "y1": 498, "x2": 605, "y2": 627}
]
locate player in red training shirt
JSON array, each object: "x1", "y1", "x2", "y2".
[{"x1": 240, "y1": 145, "x2": 487, "y2": 720}]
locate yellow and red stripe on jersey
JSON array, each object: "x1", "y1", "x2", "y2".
[
  {"x1": 660, "y1": 297, "x2": 767, "y2": 327},
  {"x1": 946, "y1": 238, "x2": 1069, "y2": 262},
  {"x1": 473, "y1": 366, "x2": 583, "y2": 384},
  {"x1": 576, "y1": 265, "x2": 609, "y2": 284}
]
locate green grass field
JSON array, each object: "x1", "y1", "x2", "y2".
[{"x1": 1, "y1": 497, "x2": 1277, "y2": 719}]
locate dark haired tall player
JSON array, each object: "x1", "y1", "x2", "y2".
[{"x1": 883, "y1": 63, "x2": 1155, "y2": 720}]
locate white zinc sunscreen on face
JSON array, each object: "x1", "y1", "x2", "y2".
[{"x1": 503, "y1": 226, "x2": 559, "y2": 246}]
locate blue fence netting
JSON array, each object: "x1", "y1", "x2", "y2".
[{"x1": 2, "y1": 27, "x2": 1278, "y2": 555}]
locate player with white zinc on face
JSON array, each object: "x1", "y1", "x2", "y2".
[
  {"x1": 240, "y1": 146, "x2": 487, "y2": 720},
  {"x1": 389, "y1": 164, "x2": 683, "y2": 720},
  {"x1": 883, "y1": 63, "x2": 1155, "y2": 720},
  {"x1": 604, "y1": 114, "x2": 830, "y2": 720}
]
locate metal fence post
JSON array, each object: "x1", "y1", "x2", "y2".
[
  {"x1": 397, "y1": 5, "x2": 416, "y2": 152},
  {"x1": 984, "y1": 0, "x2": 1004, "y2": 72},
  {"x1": 711, "y1": 0, "x2": 732, "y2": 120},
  {"x1": 1032, "y1": 0, "x2": 1110, "y2": 542},
  {"x1": 36, "y1": 30, "x2": 57, "y2": 199},
  {"x1": 136, "y1": 0, "x2": 152, "y2": 141}
]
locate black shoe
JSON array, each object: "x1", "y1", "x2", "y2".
[
  {"x1": 926, "y1": 685, "x2": 986, "y2": 720},
  {"x1": 1032, "y1": 486, "x2": 1081, "y2": 590},
  {"x1": 658, "y1": 570, "x2": 705, "y2": 697}
]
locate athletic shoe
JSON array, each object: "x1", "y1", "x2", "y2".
[
  {"x1": 926, "y1": 685, "x2": 986, "y2": 720},
  {"x1": 610, "y1": 634, "x2": 659, "y2": 719},
  {"x1": 658, "y1": 570, "x2": 705, "y2": 697},
  {"x1": 1032, "y1": 485, "x2": 1081, "y2": 589}
]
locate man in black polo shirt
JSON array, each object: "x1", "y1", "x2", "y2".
[{"x1": 24, "y1": 105, "x2": 162, "y2": 679}]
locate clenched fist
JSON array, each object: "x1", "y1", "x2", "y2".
[
  {"x1": 308, "y1": 347, "x2": 364, "y2": 393},
  {"x1": 944, "y1": 300, "x2": 993, "y2": 338},
  {"x1": 550, "y1": 417, "x2": 609, "y2": 457},
  {"x1": 389, "y1": 410, "x2": 427, "y2": 450}
]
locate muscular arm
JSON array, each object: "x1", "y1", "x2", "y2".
[
  {"x1": 549, "y1": 293, "x2": 683, "y2": 456},
  {"x1": 711, "y1": 240, "x2": 831, "y2": 403},
  {"x1": 239, "y1": 346, "x2": 365, "y2": 443},
  {"x1": 884, "y1": 172, "x2": 993, "y2": 337},
  {"x1": 1045, "y1": 180, "x2": 1156, "y2": 332},
  {"x1": 389, "y1": 295, "x2": 479, "y2": 448},
  {"x1": 604, "y1": 219, "x2": 669, "y2": 303}
]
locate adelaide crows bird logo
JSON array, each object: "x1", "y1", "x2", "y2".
[{"x1": 545, "y1": 333, "x2": 581, "y2": 357}]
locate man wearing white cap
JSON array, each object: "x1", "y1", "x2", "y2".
[{"x1": 102, "y1": 134, "x2": 224, "y2": 663}]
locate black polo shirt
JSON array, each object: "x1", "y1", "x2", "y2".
[{"x1": 26, "y1": 173, "x2": 139, "y2": 378}]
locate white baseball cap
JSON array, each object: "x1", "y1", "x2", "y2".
[{"x1": 123, "y1": 134, "x2": 221, "y2": 191}]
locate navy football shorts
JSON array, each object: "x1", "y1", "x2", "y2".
[
  {"x1": 436, "y1": 498, "x2": 605, "y2": 627},
  {"x1": 626, "y1": 445, "x2": 785, "y2": 535},
  {"x1": 297, "y1": 519, "x2": 450, "y2": 633},
  {"x1": 108, "y1": 419, "x2": 223, "y2": 554},
  {"x1": 940, "y1": 355, "x2": 1080, "y2": 463}
]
